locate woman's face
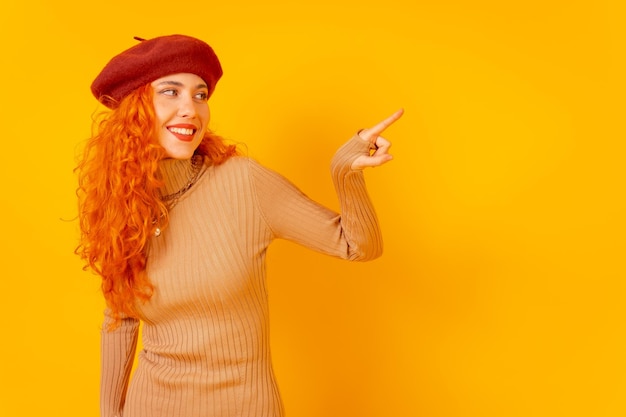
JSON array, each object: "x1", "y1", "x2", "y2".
[{"x1": 151, "y1": 73, "x2": 210, "y2": 159}]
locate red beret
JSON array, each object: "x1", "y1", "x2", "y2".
[{"x1": 91, "y1": 34, "x2": 223, "y2": 108}]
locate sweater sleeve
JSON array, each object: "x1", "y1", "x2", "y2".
[
  {"x1": 251, "y1": 134, "x2": 383, "y2": 261},
  {"x1": 100, "y1": 309, "x2": 139, "y2": 417}
]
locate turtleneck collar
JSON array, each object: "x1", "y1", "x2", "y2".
[{"x1": 157, "y1": 155, "x2": 206, "y2": 198}]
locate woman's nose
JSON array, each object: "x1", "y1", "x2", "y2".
[{"x1": 177, "y1": 96, "x2": 197, "y2": 118}]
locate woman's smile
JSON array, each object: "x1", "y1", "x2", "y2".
[{"x1": 167, "y1": 124, "x2": 198, "y2": 142}]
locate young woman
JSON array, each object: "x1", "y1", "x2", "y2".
[{"x1": 76, "y1": 34, "x2": 402, "y2": 417}]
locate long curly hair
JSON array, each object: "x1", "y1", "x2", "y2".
[{"x1": 76, "y1": 84, "x2": 238, "y2": 330}]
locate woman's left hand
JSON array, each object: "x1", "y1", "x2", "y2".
[{"x1": 351, "y1": 109, "x2": 404, "y2": 170}]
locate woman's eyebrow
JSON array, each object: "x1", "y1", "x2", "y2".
[
  {"x1": 155, "y1": 81, "x2": 209, "y2": 89},
  {"x1": 155, "y1": 80, "x2": 184, "y2": 87}
]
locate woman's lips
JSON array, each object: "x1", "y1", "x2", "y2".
[{"x1": 167, "y1": 124, "x2": 197, "y2": 142}]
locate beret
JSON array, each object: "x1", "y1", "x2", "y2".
[{"x1": 91, "y1": 34, "x2": 223, "y2": 108}]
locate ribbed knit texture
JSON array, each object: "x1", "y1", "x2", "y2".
[{"x1": 100, "y1": 135, "x2": 383, "y2": 417}]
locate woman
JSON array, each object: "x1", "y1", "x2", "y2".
[{"x1": 76, "y1": 34, "x2": 402, "y2": 417}]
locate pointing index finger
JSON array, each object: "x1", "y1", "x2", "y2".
[{"x1": 368, "y1": 108, "x2": 404, "y2": 136}]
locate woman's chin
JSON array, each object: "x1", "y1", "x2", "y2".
[{"x1": 161, "y1": 145, "x2": 199, "y2": 160}]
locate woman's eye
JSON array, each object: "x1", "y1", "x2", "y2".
[
  {"x1": 161, "y1": 89, "x2": 177, "y2": 96},
  {"x1": 195, "y1": 92, "x2": 208, "y2": 100}
]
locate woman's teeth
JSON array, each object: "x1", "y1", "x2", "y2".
[{"x1": 169, "y1": 127, "x2": 195, "y2": 135}]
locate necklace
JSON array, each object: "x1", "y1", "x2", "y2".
[{"x1": 154, "y1": 154, "x2": 205, "y2": 237}]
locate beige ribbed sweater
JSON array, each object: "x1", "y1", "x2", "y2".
[{"x1": 100, "y1": 135, "x2": 383, "y2": 417}]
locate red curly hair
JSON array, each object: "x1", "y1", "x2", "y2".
[{"x1": 76, "y1": 84, "x2": 238, "y2": 330}]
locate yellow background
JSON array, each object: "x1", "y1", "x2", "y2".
[{"x1": 1, "y1": 0, "x2": 624, "y2": 416}]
